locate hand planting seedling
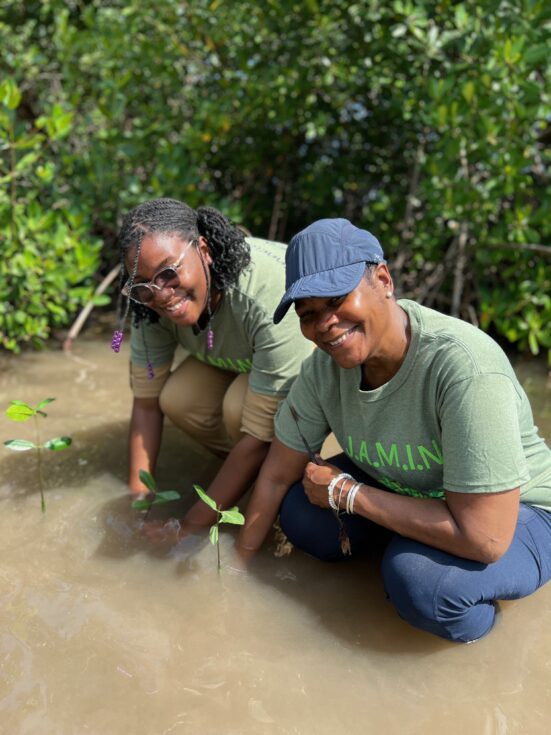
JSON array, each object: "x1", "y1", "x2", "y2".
[
  {"x1": 3, "y1": 398, "x2": 72, "y2": 512},
  {"x1": 194, "y1": 485, "x2": 244, "y2": 571},
  {"x1": 131, "y1": 470, "x2": 181, "y2": 520}
]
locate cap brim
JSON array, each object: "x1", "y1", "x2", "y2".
[{"x1": 273, "y1": 262, "x2": 366, "y2": 324}]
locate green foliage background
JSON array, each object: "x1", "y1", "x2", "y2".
[{"x1": 1, "y1": 0, "x2": 550, "y2": 357}]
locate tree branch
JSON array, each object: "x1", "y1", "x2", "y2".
[
  {"x1": 488, "y1": 243, "x2": 551, "y2": 256},
  {"x1": 451, "y1": 222, "x2": 469, "y2": 318},
  {"x1": 268, "y1": 177, "x2": 286, "y2": 241}
]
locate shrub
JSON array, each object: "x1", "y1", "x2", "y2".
[{"x1": 0, "y1": 78, "x2": 101, "y2": 351}]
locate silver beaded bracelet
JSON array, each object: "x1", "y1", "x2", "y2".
[{"x1": 328, "y1": 473, "x2": 352, "y2": 511}]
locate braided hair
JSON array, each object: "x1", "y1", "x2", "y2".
[{"x1": 114, "y1": 198, "x2": 251, "y2": 333}]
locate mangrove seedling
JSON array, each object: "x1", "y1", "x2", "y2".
[
  {"x1": 131, "y1": 470, "x2": 181, "y2": 520},
  {"x1": 4, "y1": 398, "x2": 72, "y2": 512},
  {"x1": 194, "y1": 485, "x2": 245, "y2": 570}
]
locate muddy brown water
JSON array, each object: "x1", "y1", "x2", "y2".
[{"x1": 0, "y1": 337, "x2": 550, "y2": 735}]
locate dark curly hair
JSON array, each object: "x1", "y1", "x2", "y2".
[{"x1": 116, "y1": 198, "x2": 251, "y2": 326}]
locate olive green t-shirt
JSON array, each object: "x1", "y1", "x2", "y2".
[
  {"x1": 130, "y1": 237, "x2": 312, "y2": 396},
  {"x1": 275, "y1": 300, "x2": 551, "y2": 511}
]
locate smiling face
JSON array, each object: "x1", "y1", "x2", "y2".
[
  {"x1": 126, "y1": 232, "x2": 213, "y2": 327},
  {"x1": 294, "y1": 264, "x2": 398, "y2": 370}
]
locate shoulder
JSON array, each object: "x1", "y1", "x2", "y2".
[
  {"x1": 403, "y1": 299, "x2": 519, "y2": 387},
  {"x1": 297, "y1": 348, "x2": 340, "y2": 389},
  {"x1": 232, "y1": 238, "x2": 287, "y2": 307},
  {"x1": 246, "y1": 236, "x2": 287, "y2": 267},
  {"x1": 225, "y1": 238, "x2": 291, "y2": 333}
]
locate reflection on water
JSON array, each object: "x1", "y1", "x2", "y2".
[{"x1": 0, "y1": 338, "x2": 550, "y2": 735}]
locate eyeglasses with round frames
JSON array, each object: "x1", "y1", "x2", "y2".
[{"x1": 122, "y1": 240, "x2": 195, "y2": 305}]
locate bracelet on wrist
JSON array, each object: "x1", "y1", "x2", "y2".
[
  {"x1": 328, "y1": 473, "x2": 352, "y2": 511},
  {"x1": 337, "y1": 477, "x2": 349, "y2": 510},
  {"x1": 346, "y1": 482, "x2": 363, "y2": 514}
]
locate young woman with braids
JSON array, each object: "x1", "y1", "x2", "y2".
[{"x1": 112, "y1": 198, "x2": 312, "y2": 540}]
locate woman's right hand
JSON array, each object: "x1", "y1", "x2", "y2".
[
  {"x1": 140, "y1": 518, "x2": 183, "y2": 544},
  {"x1": 139, "y1": 517, "x2": 208, "y2": 554},
  {"x1": 230, "y1": 543, "x2": 256, "y2": 572}
]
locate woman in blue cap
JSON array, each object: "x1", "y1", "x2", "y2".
[{"x1": 234, "y1": 218, "x2": 551, "y2": 643}]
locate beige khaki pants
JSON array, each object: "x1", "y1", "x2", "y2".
[{"x1": 159, "y1": 356, "x2": 249, "y2": 456}]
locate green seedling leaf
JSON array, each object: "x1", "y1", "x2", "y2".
[
  {"x1": 4, "y1": 439, "x2": 36, "y2": 451},
  {"x1": 131, "y1": 487, "x2": 180, "y2": 511},
  {"x1": 6, "y1": 403, "x2": 35, "y2": 421},
  {"x1": 44, "y1": 436, "x2": 72, "y2": 451},
  {"x1": 152, "y1": 490, "x2": 181, "y2": 505},
  {"x1": 131, "y1": 498, "x2": 152, "y2": 511},
  {"x1": 194, "y1": 484, "x2": 217, "y2": 511},
  {"x1": 139, "y1": 469, "x2": 157, "y2": 492},
  {"x1": 209, "y1": 524, "x2": 219, "y2": 545},
  {"x1": 220, "y1": 507, "x2": 245, "y2": 525},
  {"x1": 3, "y1": 397, "x2": 71, "y2": 514},
  {"x1": 36, "y1": 398, "x2": 55, "y2": 410}
]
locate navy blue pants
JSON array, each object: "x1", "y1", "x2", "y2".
[{"x1": 279, "y1": 454, "x2": 551, "y2": 642}]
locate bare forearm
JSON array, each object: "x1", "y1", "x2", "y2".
[
  {"x1": 344, "y1": 483, "x2": 518, "y2": 563},
  {"x1": 351, "y1": 487, "x2": 466, "y2": 555},
  {"x1": 234, "y1": 439, "x2": 309, "y2": 556},
  {"x1": 128, "y1": 398, "x2": 164, "y2": 494},
  {"x1": 235, "y1": 478, "x2": 290, "y2": 555},
  {"x1": 182, "y1": 433, "x2": 269, "y2": 530}
]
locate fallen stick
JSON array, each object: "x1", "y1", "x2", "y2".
[{"x1": 63, "y1": 264, "x2": 121, "y2": 353}]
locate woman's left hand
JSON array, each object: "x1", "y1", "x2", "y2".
[{"x1": 303, "y1": 461, "x2": 343, "y2": 509}]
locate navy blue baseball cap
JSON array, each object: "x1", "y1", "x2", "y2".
[{"x1": 273, "y1": 218, "x2": 385, "y2": 324}]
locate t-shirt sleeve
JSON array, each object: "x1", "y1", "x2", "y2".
[
  {"x1": 440, "y1": 372, "x2": 530, "y2": 493},
  {"x1": 274, "y1": 356, "x2": 331, "y2": 454},
  {"x1": 129, "y1": 362, "x2": 172, "y2": 398},
  {"x1": 130, "y1": 319, "x2": 177, "y2": 369},
  {"x1": 245, "y1": 306, "x2": 313, "y2": 397}
]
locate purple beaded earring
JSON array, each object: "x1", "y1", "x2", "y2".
[
  {"x1": 111, "y1": 242, "x2": 140, "y2": 359},
  {"x1": 111, "y1": 328, "x2": 124, "y2": 353},
  {"x1": 111, "y1": 289, "x2": 130, "y2": 354}
]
